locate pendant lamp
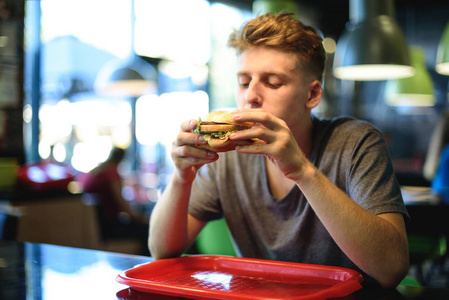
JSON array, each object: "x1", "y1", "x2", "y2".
[
  {"x1": 95, "y1": 55, "x2": 157, "y2": 97},
  {"x1": 333, "y1": 0, "x2": 414, "y2": 81},
  {"x1": 252, "y1": 0, "x2": 299, "y2": 16},
  {"x1": 94, "y1": 0, "x2": 157, "y2": 97},
  {"x1": 384, "y1": 47, "x2": 435, "y2": 107},
  {"x1": 436, "y1": 21, "x2": 449, "y2": 76}
]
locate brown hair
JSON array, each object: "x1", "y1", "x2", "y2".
[{"x1": 228, "y1": 12, "x2": 325, "y2": 82}]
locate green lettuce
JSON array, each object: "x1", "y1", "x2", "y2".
[{"x1": 193, "y1": 117, "x2": 236, "y2": 139}]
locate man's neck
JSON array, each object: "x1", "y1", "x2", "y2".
[{"x1": 265, "y1": 158, "x2": 296, "y2": 200}]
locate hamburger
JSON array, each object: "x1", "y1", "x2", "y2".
[{"x1": 193, "y1": 110, "x2": 255, "y2": 152}]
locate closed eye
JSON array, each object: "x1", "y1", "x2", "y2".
[
  {"x1": 265, "y1": 82, "x2": 282, "y2": 89},
  {"x1": 237, "y1": 75, "x2": 250, "y2": 88},
  {"x1": 263, "y1": 74, "x2": 284, "y2": 89}
]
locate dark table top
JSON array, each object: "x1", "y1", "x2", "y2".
[
  {"x1": 1, "y1": 240, "x2": 449, "y2": 300},
  {"x1": 0, "y1": 240, "x2": 151, "y2": 300}
]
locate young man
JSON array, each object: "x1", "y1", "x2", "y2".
[{"x1": 149, "y1": 13, "x2": 409, "y2": 288}]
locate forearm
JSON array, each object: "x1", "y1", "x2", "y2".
[
  {"x1": 149, "y1": 118, "x2": 218, "y2": 259},
  {"x1": 297, "y1": 164, "x2": 408, "y2": 288},
  {"x1": 149, "y1": 174, "x2": 194, "y2": 259}
]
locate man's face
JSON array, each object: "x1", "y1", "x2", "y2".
[{"x1": 236, "y1": 47, "x2": 311, "y2": 129}]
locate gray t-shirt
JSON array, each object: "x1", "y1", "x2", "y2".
[{"x1": 189, "y1": 116, "x2": 409, "y2": 286}]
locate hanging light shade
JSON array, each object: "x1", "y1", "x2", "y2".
[
  {"x1": 333, "y1": 0, "x2": 414, "y2": 81},
  {"x1": 436, "y1": 21, "x2": 449, "y2": 76},
  {"x1": 94, "y1": 0, "x2": 157, "y2": 98},
  {"x1": 385, "y1": 47, "x2": 435, "y2": 107},
  {"x1": 252, "y1": 0, "x2": 299, "y2": 15},
  {"x1": 94, "y1": 55, "x2": 157, "y2": 97}
]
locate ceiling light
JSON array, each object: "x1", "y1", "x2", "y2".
[
  {"x1": 385, "y1": 47, "x2": 435, "y2": 107},
  {"x1": 333, "y1": 0, "x2": 414, "y2": 81},
  {"x1": 252, "y1": 0, "x2": 299, "y2": 16},
  {"x1": 94, "y1": 55, "x2": 157, "y2": 97},
  {"x1": 436, "y1": 21, "x2": 449, "y2": 75},
  {"x1": 94, "y1": 0, "x2": 157, "y2": 98}
]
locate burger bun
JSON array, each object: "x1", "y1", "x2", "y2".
[
  {"x1": 197, "y1": 139, "x2": 255, "y2": 153},
  {"x1": 195, "y1": 110, "x2": 256, "y2": 152},
  {"x1": 203, "y1": 111, "x2": 254, "y2": 128}
]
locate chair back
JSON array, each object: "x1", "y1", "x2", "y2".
[{"x1": 196, "y1": 218, "x2": 237, "y2": 256}]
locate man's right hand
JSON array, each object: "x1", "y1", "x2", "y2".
[{"x1": 171, "y1": 119, "x2": 219, "y2": 184}]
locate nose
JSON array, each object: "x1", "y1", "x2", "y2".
[{"x1": 244, "y1": 81, "x2": 262, "y2": 108}]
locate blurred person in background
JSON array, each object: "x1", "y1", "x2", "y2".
[
  {"x1": 82, "y1": 147, "x2": 149, "y2": 254},
  {"x1": 424, "y1": 110, "x2": 449, "y2": 203}
]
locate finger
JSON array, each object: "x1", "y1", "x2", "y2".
[
  {"x1": 233, "y1": 108, "x2": 263, "y2": 114},
  {"x1": 235, "y1": 140, "x2": 271, "y2": 155},
  {"x1": 233, "y1": 109, "x2": 279, "y2": 130},
  {"x1": 172, "y1": 152, "x2": 217, "y2": 174},
  {"x1": 229, "y1": 124, "x2": 276, "y2": 144},
  {"x1": 173, "y1": 143, "x2": 218, "y2": 161},
  {"x1": 174, "y1": 131, "x2": 208, "y2": 148},
  {"x1": 180, "y1": 119, "x2": 198, "y2": 132}
]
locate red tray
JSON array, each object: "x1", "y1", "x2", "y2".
[{"x1": 116, "y1": 255, "x2": 363, "y2": 300}]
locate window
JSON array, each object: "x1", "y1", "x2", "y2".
[{"x1": 25, "y1": 0, "x2": 251, "y2": 198}]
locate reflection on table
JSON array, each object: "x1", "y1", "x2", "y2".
[
  {"x1": 0, "y1": 240, "x2": 151, "y2": 300},
  {"x1": 1, "y1": 240, "x2": 449, "y2": 300}
]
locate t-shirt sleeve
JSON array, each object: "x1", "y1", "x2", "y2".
[{"x1": 347, "y1": 126, "x2": 410, "y2": 221}]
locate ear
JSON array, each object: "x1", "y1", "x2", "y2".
[{"x1": 305, "y1": 80, "x2": 322, "y2": 109}]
